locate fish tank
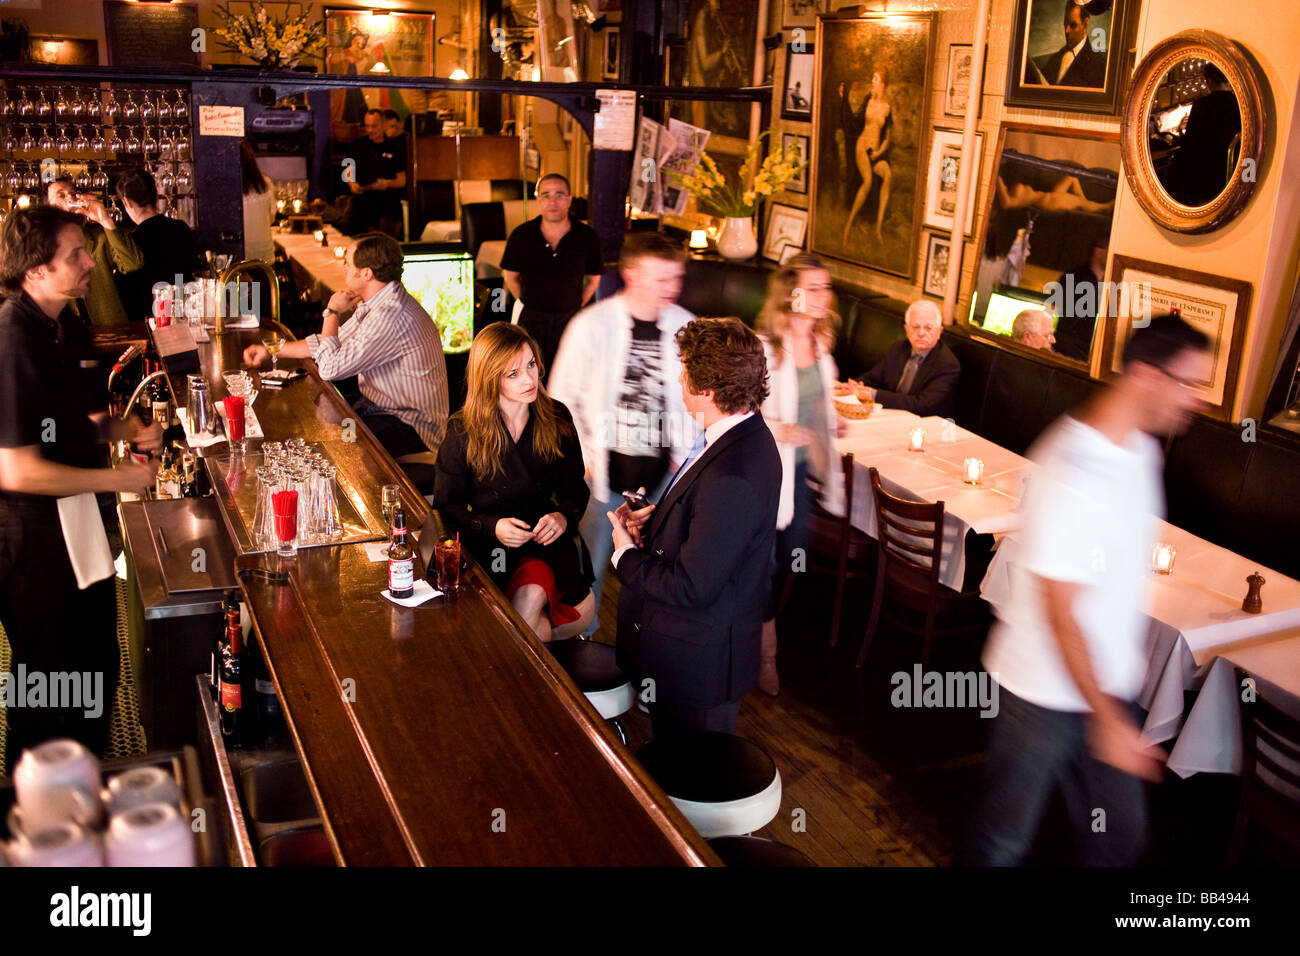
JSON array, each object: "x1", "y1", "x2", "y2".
[{"x1": 401, "y1": 243, "x2": 475, "y2": 354}]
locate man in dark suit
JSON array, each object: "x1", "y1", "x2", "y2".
[
  {"x1": 853, "y1": 300, "x2": 962, "y2": 419},
  {"x1": 1025, "y1": 1, "x2": 1106, "y2": 89},
  {"x1": 609, "y1": 317, "x2": 780, "y2": 738}
]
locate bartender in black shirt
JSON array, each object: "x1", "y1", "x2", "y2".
[
  {"x1": 346, "y1": 108, "x2": 406, "y2": 237},
  {"x1": 0, "y1": 206, "x2": 159, "y2": 771},
  {"x1": 115, "y1": 168, "x2": 207, "y2": 321},
  {"x1": 500, "y1": 174, "x2": 603, "y2": 375}
]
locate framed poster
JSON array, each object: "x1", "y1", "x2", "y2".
[
  {"x1": 809, "y1": 13, "x2": 935, "y2": 279},
  {"x1": 782, "y1": 132, "x2": 810, "y2": 194},
  {"x1": 944, "y1": 43, "x2": 986, "y2": 118},
  {"x1": 923, "y1": 231, "x2": 960, "y2": 298},
  {"x1": 923, "y1": 128, "x2": 983, "y2": 236},
  {"x1": 1100, "y1": 256, "x2": 1251, "y2": 420},
  {"x1": 1005, "y1": 0, "x2": 1138, "y2": 114},
  {"x1": 603, "y1": 28, "x2": 621, "y2": 80},
  {"x1": 783, "y1": 0, "x2": 824, "y2": 30},
  {"x1": 683, "y1": 0, "x2": 759, "y2": 140},
  {"x1": 325, "y1": 8, "x2": 434, "y2": 138},
  {"x1": 763, "y1": 203, "x2": 809, "y2": 261},
  {"x1": 781, "y1": 44, "x2": 815, "y2": 121}
]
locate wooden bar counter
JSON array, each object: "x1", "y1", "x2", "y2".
[{"x1": 157, "y1": 324, "x2": 717, "y2": 866}]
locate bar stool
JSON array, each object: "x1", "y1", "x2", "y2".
[
  {"x1": 636, "y1": 732, "x2": 782, "y2": 838},
  {"x1": 547, "y1": 638, "x2": 635, "y2": 745},
  {"x1": 708, "y1": 835, "x2": 815, "y2": 867}
]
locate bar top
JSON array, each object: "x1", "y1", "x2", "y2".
[{"x1": 157, "y1": 324, "x2": 716, "y2": 866}]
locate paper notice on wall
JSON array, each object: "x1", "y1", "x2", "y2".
[
  {"x1": 658, "y1": 119, "x2": 711, "y2": 218},
  {"x1": 629, "y1": 117, "x2": 664, "y2": 215},
  {"x1": 593, "y1": 90, "x2": 636, "y2": 150},
  {"x1": 198, "y1": 105, "x2": 245, "y2": 137}
]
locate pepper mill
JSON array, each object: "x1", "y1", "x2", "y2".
[{"x1": 1242, "y1": 571, "x2": 1265, "y2": 614}]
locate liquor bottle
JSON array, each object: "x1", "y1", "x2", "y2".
[
  {"x1": 154, "y1": 445, "x2": 181, "y2": 499},
  {"x1": 387, "y1": 507, "x2": 415, "y2": 599},
  {"x1": 148, "y1": 369, "x2": 171, "y2": 436},
  {"x1": 212, "y1": 591, "x2": 238, "y2": 699},
  {"x1": 248, "y1": 632, "x2": 281, "y2": 726},
  {"x1": 219, "y1": 593, "x2": 244, "y2": 740}
]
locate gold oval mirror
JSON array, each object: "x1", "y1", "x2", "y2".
[{"x1": 1120, "y1": 30, "x2": 1266, "y2": 234}]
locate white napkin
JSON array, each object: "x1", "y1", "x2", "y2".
[
  {"x1": 215, "y1": 401, "x2": 264, "y2": 438},
  {"x1": 57, "y1": 493, "x2": 115, "y2": 589},
  {"x1": 176, "y1": 406, "x2": 263, "y2": 449},
  {"x1": 148, "y1": 314, "x2": 259, "y2": 331},
  {"x1": 362, "y1": 541, "x2": 390, "y2": 563},
  {"x1": 381, "y1": 580, "x2": 442, "y2": 607}
]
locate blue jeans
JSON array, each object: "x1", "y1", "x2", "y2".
[
  {"x1": 958, "y1": 685, "x2": 1150, "y2": 866},
  {"x1": 579, "y1": 469, "x2": 673, "y2": 636}
]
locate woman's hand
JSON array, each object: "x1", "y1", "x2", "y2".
[
  {"x1": 833, "y1": 380, "x2": 854, "y2": 396},
  {"x1": 532, "y1": 512, "x2": 567, "y2": 546},
  {"x1": 495, "y1": 517, "x2": 534, "y2": 547}
]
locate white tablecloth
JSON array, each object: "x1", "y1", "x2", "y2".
[{"x1": 835, "y1": 409, "x2": 1030, "y2": 589}]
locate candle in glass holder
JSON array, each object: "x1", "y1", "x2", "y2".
[
  {"x1": 908, "y1": 427, "x2": 926, "y2": 452},
  {"x1": 333, "y1": 245, "x2": 346, "y2": 260},
  {"x1": 313, "y1": 229, "x2": 326, "y2": 246},
  {"x1": 689, "y1": 229, "x2": 708, "y2": 250},
  {"x1": 276, "y1": 199, "x2": 286, "y2": 215},
  {"x1": 962, "y1": 457, "x2": 984, "y2": 484},
  {"x1": 1152, "y1": 543, "x2": 1176, "y2": 575},
  {"x1": 292, "y1": 199, "x2": 303, "y2": 214}
]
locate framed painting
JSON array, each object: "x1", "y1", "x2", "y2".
[
  {"x1": 1005, "y1": 0, "x2": 1138, "y2": 114},
  {"x1": 782, "y1": 132, "x2": 810, "y2": 194},
  {"x1": 923, "y1": 128, "x2": 983, "y2": 236},
  {"x1": 325, "y1": 8, "x2": 434, "y2": 139},
  {"x1": 763, "y1": 203, "x2": 809, "y2": 261},
  {"x1": 1099, "y1": 256, "x2": 1251, "y2": 420},
  {"x1": 782, "y1": 44, "x2": 815, "y2": 121},
  {"x1": 944, "y1": 43, "x2": 986, "y2": 118},
  {"x1": 809, "y1": 13, "x2": 935, "y2": 279},
  {"x1": 683, "y1": 0, "x2": 759, "y2": 140},
  {"x1": 968, "y1": 123, "x2": 1121, "y2": 365},
  {"x1": 923, "y1": 231, "x2": 960, "y2": 299}
]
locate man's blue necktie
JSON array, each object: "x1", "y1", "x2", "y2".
[{"x1": 663, "y1": 431, "x2": 708, "y2": 496}]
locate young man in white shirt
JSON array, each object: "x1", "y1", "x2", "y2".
[
  {"x1": 549, "y1": 233, "x2": 698, "y2": 634},
  {"x1": 961, "y1": 313, "x2": 1211, "y2": 866}
]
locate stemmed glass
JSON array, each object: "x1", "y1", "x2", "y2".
[
  {"x1": 91, "y1": 163, "x2": 108, "y2": 190},
  {"x1": 54, "y1": 88, "x2": 70, "y2": 121},
  {"x1": 142, "y1": 127, "x2": 158, "y2": 158},
  {"x1": 37, "y1": 126, "x2": 54, "y2": 153},
  {"x1": 158, "y1": 167, "x2": 175, "y2": 191},
  {"x1": 155, "y1": 96, "x2": 172, "y2": 123},
  {"x1": 2, "y1": 130, "x2": 16, "y2": 153},
  {"x1": 72, "y1": 126, "x2": 89, "y2": 153},
  {"x1": 56, "y1": 125, "x2": 71, "y2": 154},
  {"x1": 18, "y1": 127, "x2": 35, "y2": 152},
  {"x1": 0, "y1": 93, "x2": 12, "y2": 117},
  {"x1": 263, "y1": 332, "x2": 285, "y2": 370},
  {"x1": 17, "y1": 88, "x2": 34, "y2": 118},
  {"x1": 89, "y1": 128, "x2": 106, "y2": 154},
  {"x1": 171, "y1": 91, "x2": 188, "y2": 123},
  {"x1": 5, "y1": 166, "x2": 21, "y2": 191},
  {"x1": 174, "y1": 128, "x2": 190, "y2": 161},
  {"x1": 85, "y1": 89, "x2": 101, "y2": 121},
  {"x1": 74, "y1": 167, "x2": 91, "y2": 190},
  {"x1": 68, "y1": 89, "x2": 85, "y2": 120},
  {"x1": 22, "y1": 164, "x2": 39, "y2": 190},
  {"x1": 123, "y1": 127, "x2": 141, "y2": 156},
  {"x1": 174, "y1": 165, "x2": 191, "y2": 192},
  {"x1": 140, "y1": 93, "x2": 156, "y2": 123},
  {"x1": 122, "y1": 91, "x2": 139, "y2": 122},
  {"x1": 103, "y1": 90, "x2": 119, "y2": 123},
  {"x1": 34, "y1": 89, "x2": 51, "y2": 118}
]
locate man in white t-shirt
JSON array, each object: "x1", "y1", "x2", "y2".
[{"x1": 961, "y1": 313, "x2": 1211, "y2": 866}]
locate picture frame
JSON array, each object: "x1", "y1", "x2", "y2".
[
  {"x1": 922, "y1": 232, "x2": 960, "y2": 299},
  {"x1": 781, "y1": 43, "x2": 815, "y2": 121},
  {"x1": 1005, "y1": 0, "x2": 1138, "y2": 115},
  {"x1": 779, "y1": 244, "x2": 803, "y2": 265},
  {"x1": 602, "y1": 28, "x2": 620, "y2": 80},
  {"x1": 325, "y1": 8, "x2": 435, "y2": 139},
  {"x1": 29, "y1": 35, "x2": 99, "y2": 66},
  {"x1": 923, "y1": 128, "x2": 983, "y2": 236},
  {"x1": 808, "y1": 13, "x2": 935, "y2": 279},
  {"x1": 782, "y1": 0, "x2": 824, "y2": 30},
  {"x1": 968, "y1": 123, "x2": 1121, "y2": 365},
  {"x1": 1100, "y1": 256, "x2": 1252, "y2": 420},
  {"x1": 782, "y1": 132, "x2": 810, "y2": 194},
  {"x1": 763, "y1": 203, "x2": 809, "y2": 261},
  {"x1": 943, "y1": 43, "x2": 986, "y2": 119},
  {"x1": 683, "y1": 0, "x2": 759, "y2": 141}
]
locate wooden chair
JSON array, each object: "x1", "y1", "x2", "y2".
[
  {"x1": 857, "y1": 467, "x2": 990, "y2": 669},
  {"x1": 777, "y1": 452, "x2": 875, "y2": 645},
  {"x1": 1226, "y1": 674, "x2": 1300, "y2": 864}
]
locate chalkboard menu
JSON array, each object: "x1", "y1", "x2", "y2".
[{"x1": 104, "y1": 1, "x2": 200, "y2": 70}]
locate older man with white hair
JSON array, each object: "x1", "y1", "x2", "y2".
[
  {"x1": 851, "y1": 300, "x2": 961, "y2": 418},
  {"x1": 1011, "y1": 308, "x2": 1058, "y2": 351}
]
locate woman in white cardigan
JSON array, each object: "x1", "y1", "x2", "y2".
[{"x1": 756, "y1": 254, "x2": 847, "y2": 695}]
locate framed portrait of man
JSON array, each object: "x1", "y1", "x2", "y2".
[
  {"x1": 808, "y1": 13, "x2": 934, "y2": 279},
  {"x1": 1005, "y1": 0, "x2": 1138, "y2": 114}
]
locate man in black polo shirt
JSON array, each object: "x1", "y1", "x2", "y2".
[
  {"x1": 345, "y1": 108, "x2": 406, "y2": 238},
  {"x1": 115, "y1": 168, "x2": 206, "y2": 322},
  {"x1": 500, "y1": 173, "x2": 603, "y2": 374},
  {"x1": 0, "y1": 206, "x2": 159, "y2": 772}
]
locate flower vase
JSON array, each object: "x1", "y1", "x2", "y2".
[{"x1": 717, "y1": 216, "x2": 758, "y2": 261}]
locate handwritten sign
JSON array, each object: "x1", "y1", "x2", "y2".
[
  {"x1": 104, "y1": 1, "x2": 200, "y2": 69},
  {"x1": 593, "y1": 90, "x2": 636, "y2": 151},
  {"x1": 199, "y1": 106, "x2": 245, "y2": 138}
]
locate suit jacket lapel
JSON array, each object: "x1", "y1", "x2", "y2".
[{"x1": 646, "y1": 415, "x2": 756, "y2": 544}]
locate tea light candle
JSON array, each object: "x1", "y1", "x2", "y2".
[
  {"x1": 292, "y1": 199, "x2": 303, "y2": 214},
  {"x1": 314, "y1": 229, "x2": 326, "y2": 246},
  {"x1": 333, "y1": 245, "x2": 346, "y2": 260},
  {"x1": 689, "y1": 229, "x2": 708, "y2": 250},
  {"x1": 1152, "y1": 543, "x2": 1176, "y2": 575},
  {"x1": 276, "y1": 199, "x2": 286, "y2": 214},
  {"x1": 908, "y1": 427, "x2": 926, "y2": 452},
  {"x1": 962, "y1": 457, "x2": 984, "y2": 485}
]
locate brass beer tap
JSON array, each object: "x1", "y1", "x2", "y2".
[{"x1": 215, "y1": 259, "x2": 281, "y2": 334}]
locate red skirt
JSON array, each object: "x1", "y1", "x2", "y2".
[{"x1": 505, "y1": 557, "x2": 581, "y2": 626}]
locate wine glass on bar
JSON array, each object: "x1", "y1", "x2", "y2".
[{"x1": 263, "y1": 332, "x2": 284, "y2": 370}]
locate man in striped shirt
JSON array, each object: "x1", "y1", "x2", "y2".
[{"x1": 244, "y1": 233, "x2": 448, "y2": 457}]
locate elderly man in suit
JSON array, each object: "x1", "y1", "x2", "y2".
[
  {"x1": 609, "y1": 317, "x2": 781, "y2": 738},
  {"x1": 852, "y1": 300, "x2": 962, "y2": 419},
  {"x1": 1025, "y1": 1, "x2": 1106, "y2": 89}
]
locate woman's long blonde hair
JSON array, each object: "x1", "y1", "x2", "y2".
[
  {"x1": 755, "y1": 253, "x2": 840, "y2": 369},
  {"x1": 458, "y1": 322, "x2": 572, "y2": 480}
]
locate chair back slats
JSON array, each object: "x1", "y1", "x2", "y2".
[
  {"x1": 869, "y1": 468, "x2": 944, "y2": 589},
  {"x1": 1245, "y1": 690, "x2": 1300, "y2": 800}
]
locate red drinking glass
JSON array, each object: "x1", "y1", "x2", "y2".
[{"x1": 272, "y1": 489, "x2": 298, "y2": 556}]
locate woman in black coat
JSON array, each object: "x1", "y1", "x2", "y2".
[{"x1": 433, "y1": 322, "x2": 593, "y2": 640}]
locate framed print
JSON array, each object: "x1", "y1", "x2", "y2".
[
  {"x1": 944, "y1": 43, "x2": 986, "y2": 118},
  {"x1": 782, "y1": 44, "x2": 815, "y2": 121},
  {"x1": 326, "y1": 8, "x2": 435, "y2": 139},
  {"x1": 923, "y1": 128, "x2": 983, "y2": 236},
  {"x1": 1005, "y1": 0, "x2": 1138, "y2": 114},
  {"x1": 779, "y1": 244, "x2": 803, "y2": 264},
  {"x1": 683, "y1": 0, "x2": 759, "y2": 140},
  {"x1": 602, "y1": 28, "x2": 621, "y2": 80},
  {"x1": 1100, "y1": 256, "x2": 1251, "y2": 420},
  {"x1": 969, "y1": 123, "x2": 1120, "y2": 365},
  {"x1": 764, "y1": 203, "x2": 809, "y2": 261},
  {"x1": 783, "y1": 0, "x2": 824, "y2": 30},
  {"x1": 783, "y1": 132, "x2": 810, "y2": 194},
  {"x1": 923, "y1": 232, "x2": 960, "y2": 299},
  {"x1": 30, "y1": 36, "x2": 99, "y2": 66},
  {"x1": 809, "y1": 13, "x2": 935, "y2": 279}
]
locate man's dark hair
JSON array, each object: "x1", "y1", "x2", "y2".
[
  {"x1": 43, "y1": 176, "x2": 75, "y2": 204},
  {"x1": 619, "y1": 231, "x2": 686, "y2": 270},
  {"x1": 0, "y1": 205, "x2": 85, "y2": 296},
  {"x1": 537, "y1": 173, "x2": 570, "y2": 194},
  {"x1": 1065, "y1": 3, "x2": 1089, "y2": 24},
  {"x1": 116, "y1": 168, "x2": 158, "y2": 209},
  {"x1": 676, "y1": 317, "x2": 770, "y2": 414},
  {"x1": 1204, "y1": 64, "x2": 1228, "y2": 87},
  {"x1": 364, "y1": 108, "x2": 383, "y2": 121},
  {"x1": 382, "y1": 109, "x2": 401, "y2": 123},
  {"x1": 352, "y1": 232, "x2": 403, "y2": 284},
  {"x1": 1121, "y1": 313, "x2": 1210, "y2": 371}
]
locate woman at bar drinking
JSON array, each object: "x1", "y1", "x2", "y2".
[
  {"x1": 755, "y1": 253, "x2": 846, "y2": 694},
  {"x1": 433, "y1": 323, "x2": 594, "y2": 641}
]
